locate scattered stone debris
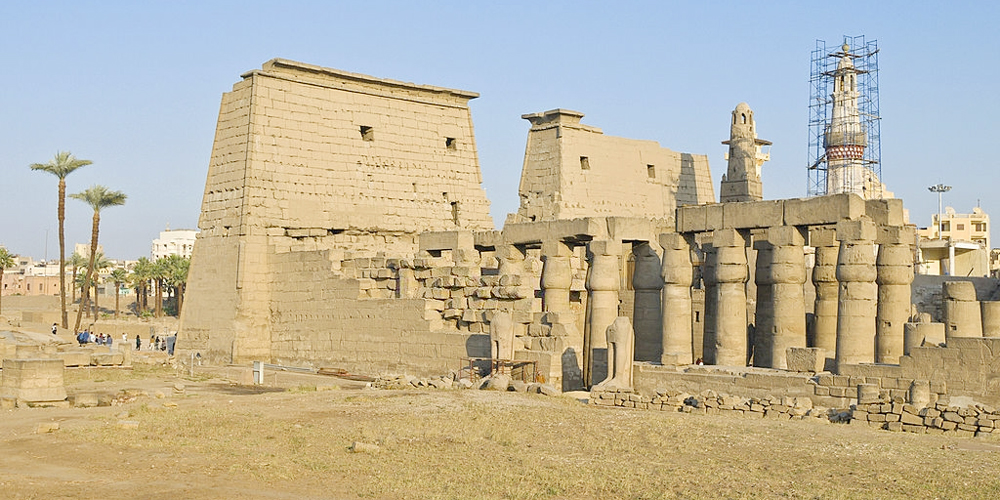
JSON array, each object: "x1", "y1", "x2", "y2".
[
  {"x1": 371, "y1": 372, "x2": 560, "y2": 396},
  {"x1": 116, "y1": 420, "x2": 140, "y2": 430},
  {"x1": 851, "y1": 400, "x2": 1000, "y2": 437},
  {"x1": 35, "y1": 422, "x2": 60, "y2": 434},
  {"x1": 348, "y1": 441, "x2": 380, "y2": 454}
]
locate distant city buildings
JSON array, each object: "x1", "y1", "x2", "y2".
[
  {"x1": 916, "y1": 206, "x2": 991, "y2": 277},
  {"x1": 151, "y1": 228, "x2": 197, "y2": 260}
]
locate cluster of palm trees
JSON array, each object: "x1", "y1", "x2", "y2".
[
  {"x1": 68, "y1": 251, "x2": 190, "y2": 320},
  {"x1": 30, "y1": 152, "x2": 126, "y2": 333}
]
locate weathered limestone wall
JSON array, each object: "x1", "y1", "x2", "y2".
[
  {"x1": 181, "y1": 59, "x2": 495, "y2": 364},
  {"x1": 1, "y1": 359, "x2": 68, "y2": 407},
  {"x1": 264, "y1": 249, "x2": 491, "y2": 375},
  {"x1": 514, "y1": 109, "x2": 713, "y2": 224}
]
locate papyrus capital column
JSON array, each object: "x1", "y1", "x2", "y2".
[
  {"x1": 763, "y1": 226, "x2": 806, "y2": 369},
  {"x1": 835, "y1": 217, "x2": 877, "y2": 369},
  {"x1": 704, "y1": 229, "x2": 748, "y2": 366},
  {"x1": 809, "y1": 227, "x2": 839, "y2": 356},
  {"x1": 584, "y1": 239, "x2": 621, "y2": 386},
  {"x1": 540, "y1": 241, "x2": 572, "y2": 313},
  {"x1": 875, "y1": 226, "x2": 914, "y2": 363},
  {"x1": 632, "y1": 242, "x2": 663, "y2": 362},
  {"x1": 659, "y1": 233, "x2": 694, "y2": 365}
]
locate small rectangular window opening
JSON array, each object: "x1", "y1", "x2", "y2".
[
  {"x1": 451, "y1": 201, "x2": 460, "y2": 226},
  {"x1": 445, "y1": 137, "x2": 457, "y2": 150},
  {"x1": 580, "y1": 156, "x2": 590, "y2": 170},
  {"x1": 359, "y1": 125, "x2": 374, "y2": 141},
  {"x1": 647, "y1": 164, "x2": 656, "y2": 178}
]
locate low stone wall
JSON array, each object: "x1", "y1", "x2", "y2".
[
  {"x1": 850, "y1": 401, "x2": 999, "y2": 437},
  {"x1": 591, "y1": 387, "x2": 832, "y2": 421}
]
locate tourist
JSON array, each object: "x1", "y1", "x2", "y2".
[
  {"x1": 149, "y1": 334, "x2": 155, "y2": 351},
  {"x1": 135, "y1": 335, "x2": 141, "y2": 351},
  {"x1": 51, "y1": 323, "x2": 58, "y2": 335}
]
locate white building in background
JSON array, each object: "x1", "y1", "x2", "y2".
[{"x1": 151, "y1": 227, "x2": 198, "y2": 260}]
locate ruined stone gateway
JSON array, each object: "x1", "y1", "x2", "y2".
[{"x1": 181, "y1": 59, "x2": 1000, "y2": 417}]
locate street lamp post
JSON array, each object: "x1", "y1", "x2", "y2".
[{"x1": 928, "y1": 184, "x2": 952, "y2": 239}]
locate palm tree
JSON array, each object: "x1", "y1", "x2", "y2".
[
  {"x1": 109, "y1": 268, "x2": 128, "y2": 319},
  {"x1": 70, "y1": 185, "x2": 126, "y2": 333},
  {"x1": 88, "y1": 254, "x2": 112, "y2": 318},
  {"x1": 68, "y1": 252, "x2": 87, "y2": 303},
  {"x1": 130, "y1": 257, "x2": 153, "y2": 315},
  {"x1": 30, "y1": 152, "x2": 92, "y2": 328},
  {"x1": 152, "y1": 257, "x2": 168, "y2": 318},
  {"x1": 160, "y1": 254, "x2": 191, "y2": 316},
  {"x1": 75, "y1": 253, "x2": 110, "y2": 318},
  {"x1": 0, "y1": 248, "x2": 15, "y2": 316}
]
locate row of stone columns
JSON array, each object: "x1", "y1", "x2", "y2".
[
  {"x1": 535, "y1": 218, "x2": 913, "y2": 388},
  {"x1": 657, "y1": 217, "x2": 914, "y2": 371}
]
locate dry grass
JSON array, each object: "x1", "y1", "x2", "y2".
[{"x1": 59, "y1": 388, "x2": 1000, "y2": 499}]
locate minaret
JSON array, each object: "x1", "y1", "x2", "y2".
[
  {"x1": 720, "y1": 102, "x2": 771, "y2": 203},
  {"x1": 824, "y1": 43, "x2": 867, "y2": 196}
]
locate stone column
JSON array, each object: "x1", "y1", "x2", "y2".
[
  {"x1": 594, "y1": 316, "x2": 635, "y2": 391},
  {"x1": 981, "y1": 301, "x2": 1000, "y2": 337},
  {"x1": 540, "y1": 241, "x2": 572, "y2": 313},
  {"x1": 875, "y1": 226, "x2": 915, "y2": 363},
  {"x1": 835, "y1": 217, "x2": 877, "y2": 368},
  {"x1": 764, "y1": 226, "x2": 806, "y2": 369},
  {"x1": 943, "y1": 281, "x2": 983, "y2": 339},
  {"x1": 809, "y1": 227, "x2": 839, "y2": 356},
  {"x1": 703, "y1": 229, "x2": 748, "y2": 366},
  {"x1": 496, "y1": 244, "x2": 525, "y2": 277},
  {"x1": 752, "y1": 238, "x2": 773, "y2": 367},
  {"x1": 584, "y1": 240, "x2": 620, "y2": 386},
  {"x1": 659, "y1": 233, "x2": 694, "y2": 365},
  {"x1": 490, "y1": 311, "x2": 514, "y2": 361},
  {"x1": 632, "y1": 242, "x2": 663, "y2": 362}
]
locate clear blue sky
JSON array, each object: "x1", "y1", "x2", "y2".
[{"x1": 2, "y1": 1, "x2": 997, "y2": 259}]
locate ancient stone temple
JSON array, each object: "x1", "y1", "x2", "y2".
[
  {"x1": 180, "y1": 58, "x2": 1000, "y2": 411},
  {"x1": 181, "y1": 59, "x2": 494, "y2": 363}
]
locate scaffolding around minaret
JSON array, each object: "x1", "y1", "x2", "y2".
[{"x1": 807, "y1": 36, "x2": 884, "y2": 199}]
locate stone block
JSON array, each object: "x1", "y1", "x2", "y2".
[
  {"x1": 57, "y1": 351, "x2": 93, "y2": 367},
  {"x1": 784, "y1": 194, "x2": 865, "y2": 226},
  {"x1": 865, "y1": 198, "x2": 906, "y2": 227},
  {"x1": 419, "y1": 231, "x2": 475, "y2": 252},
  {"x1": 858, "y1": 383, "x2": 880, "y2": 405},
  {"x1": 0, "y1": 359, "x2": 67, "y2": 404},
  {"x1": 91, "y1": 352, "x2": 125, "y2": 366},
  {"x1": 836, "y1": 217, "x2": 877, "y2": 242},
  {"x1": 676, "y1": 205, "x2": 707, "y2": 233},
  {"x1": 875, "y1": 225, "x2": 915, "y2": 245},
  {"x1": 723, "y1": 200, "x2": 784, "y2": 230},
  {"x1": 786, "y1": 347, "x2": 825, "y2": 373}
]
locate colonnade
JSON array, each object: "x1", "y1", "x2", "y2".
[{"x1": 537, "y1": 215, "x2": 915, "y2": 384}]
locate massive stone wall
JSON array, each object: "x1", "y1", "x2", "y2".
[
  {"x1": 513, "y1": 109, "x2": 713, "y2": 224},
  {"x1": 181, "y1": 59, "x2": 495, "y2": 363}
]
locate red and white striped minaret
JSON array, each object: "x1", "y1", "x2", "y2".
[{"x1": 824, "y1": 43, "x2": 867, "y2": 196}]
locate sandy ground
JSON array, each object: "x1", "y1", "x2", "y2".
[
  {"x1": 3, "y1": 304, "x2": 1000, "y2": 499},
  {"x1": 2, "y1": 363, "x2": 1000, "y2": 500}
]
